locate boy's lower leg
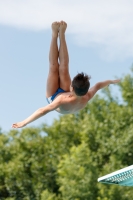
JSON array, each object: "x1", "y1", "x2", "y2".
[
  {"x1": 59, "y1": 21, "x2": 69, "y2": 66},
  {"x1": 58, "y1": 21, "x2": 71, "y2": 91},
  {"x1": 49, "y1": 22, "x2": 59, "y2": 67},
  {"x1": 46, "y1": 22, "x2": 60, "y2": 97}
]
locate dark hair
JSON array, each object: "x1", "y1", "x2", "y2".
[{"x1": 72, "y1": 72, "x2": 91, "y2": 96}]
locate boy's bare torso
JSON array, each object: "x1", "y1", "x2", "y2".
[{"x1": 54, "y1": 92, "x2": 89, "y2": 114}]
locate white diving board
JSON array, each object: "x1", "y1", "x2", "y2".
[{"x1": 98, "y1": 165, "x2": 133, "y2": 186}]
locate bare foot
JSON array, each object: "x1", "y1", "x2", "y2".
[
  {"x1": 12, "y1": 122, "x2": 26, "y2": 128},
  {"x1": 59, "y1": 21, "x2": 67, "y2": 35},
  {"x1": 51, "y1": 21, "x2": 60, "y2": 37}
]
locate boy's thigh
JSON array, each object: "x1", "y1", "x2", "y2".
[
  {"x1": 46, "y1": 71, "x2": 59, "y2": 98},
  {"x1": 59, "y1": 68, "x2": 71, "y2": 91}
]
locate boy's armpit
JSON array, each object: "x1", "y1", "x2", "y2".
[{"x1": 48, "y1": 95, "x2": 62, "y2": 111}]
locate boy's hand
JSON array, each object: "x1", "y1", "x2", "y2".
[
  {"x1": 12, "y1": 122, "x2": 26, "y2": 128},
  {"x1": 111, "y1": 79, "x2": 120, "y2": 84}
]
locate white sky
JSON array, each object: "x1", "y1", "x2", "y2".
[
  {"x1": 0, "y1": 0, "x2": 133, "y2": 60},
  {"x1": 0, "y1": 0, "x2": 132, "y2": 132}
]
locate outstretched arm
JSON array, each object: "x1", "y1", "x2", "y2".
[
  {"x1": 88, "y1": 79, "x2": 120, "y2": 100},
  {"x1": 12, "y1": 97, "x2": 62, "y2": 128}
]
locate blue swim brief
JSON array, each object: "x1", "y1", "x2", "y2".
[{"x1": 46, "y1": 88, "x2": 65, "y2": 104}]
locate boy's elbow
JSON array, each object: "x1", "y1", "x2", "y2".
[
  {"x1": 42, "y1": 104, "x2": 55, "y2": 114},
  {"x1": 96, "y1": 82, "x2": 101, "y2": 90},
  {"x1": 38, "y1": 108, "x2": 44, "y2": 115},
  {"x1": 39, "y1": 107, "x2": 49, "y2": 115}
]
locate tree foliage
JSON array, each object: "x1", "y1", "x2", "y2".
[{"x1": 1, "y1": 68, "x2": 133, "y2": 199}]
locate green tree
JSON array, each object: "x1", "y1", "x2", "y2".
[
  {"x1": 119, "y1": 66, "x2": 133, "y2": 106},
  {"x1": 57, "y1": 142, "x2": 98, "y2": 200}
]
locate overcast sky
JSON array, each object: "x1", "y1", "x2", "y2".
[{"x1": 0, "y1": 0, "x2": 132, "y2": 132}]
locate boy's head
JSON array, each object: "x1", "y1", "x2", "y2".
[{"x1": 71, "y1": 72, "x2": 91, "y2": 96}]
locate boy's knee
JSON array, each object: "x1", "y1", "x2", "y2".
[
  {"x1": 59, "y1": 67, "x2": 68, "y2": 75},
  {"x1": 49, "y1": 65, "x2": 59, "y2": 73}
]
